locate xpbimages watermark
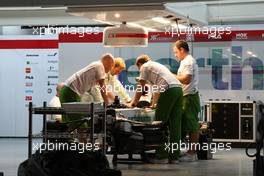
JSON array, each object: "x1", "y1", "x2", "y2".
[
  {"x1": 164, "y1": 25, "x2": 232, "y2": 38},
  {"x1": 164, "y1": 141, "x2": 232, "y2": 154},
  {"x1": 33, "y1": 141, "x2": 100, "y2": 154},
  {"x1": 33, "y1": 25, "x2": 100, "y2": 37},
  {"x1": 99, "y1": 84, "x2": 166, "y2": 93}
]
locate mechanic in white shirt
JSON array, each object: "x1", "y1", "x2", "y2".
[
  {"x1": 128, "y1": 54, "x2": 183, "y2": 164},
  {"x1": 59, "y1": 53, "x2": 114, "y2": 123},
  {"x1": 81, "y1": 57, "x2": 131, "y2": 104},
  {"x1": 174, "y1": 40, "x2": 200, "y2": 162}
]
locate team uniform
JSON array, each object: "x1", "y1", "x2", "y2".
[
  {"x1": 139, "y1": 61, "x2": 183, "y2": 160},
  {"x1": 177, "y1": 55, "x2": 200, "y2": 134}
]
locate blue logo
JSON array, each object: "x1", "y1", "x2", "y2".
[{"x1": 25, "y1": 90, "x2": 34, "y2": 94}]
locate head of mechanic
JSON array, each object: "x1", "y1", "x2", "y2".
[
  {"x1": 128, "y1": 54, "x2": 183, "y2": 164},
  {"x1": 110, "y1": 57, "x2": 126, "y2": 75},
  {"x1": 59, "y1": 53, "x2": 114, "y2": 123},
  {"x1": 173, "y1": 40, "x2": 200, "y2": 162},
  {"x1": 106, "y1": 57, "x2": 132, "y2": 103}
]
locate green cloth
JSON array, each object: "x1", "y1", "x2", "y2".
[
  {"x1": 59, "y1": 86, "x2": 83, "y2": 123},
  {"x1": 155, "y1": 87, "x2": 183, "y2": 160},
  {"x1": 182, "y1": 92, "x2": 200, "y2": 133}
]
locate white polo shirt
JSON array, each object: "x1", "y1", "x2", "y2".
[
  {"x1": 81, "y1": 72, "x2": 131, "y2": 103},
  {"x1": 139, "y1": 61, "x2": 181, "y2": 91},
  {"x1": 65, "y1": 61, "x2": 106, "y2": 96},
  {"x1": 177, "y1": 55, "x2": 199, "y2": 96}
]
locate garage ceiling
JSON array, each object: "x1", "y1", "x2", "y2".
[
  {"x1": 0, "y1": 1, "x2": 264, "y2": 28},
  {"x1": 0, "y1": 0, "x2": 214, "y2": 7}
]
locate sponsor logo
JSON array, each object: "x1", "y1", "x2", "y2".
[
  {"x1": 26, "y1": 61, "x2": 38, "y2": 65},
  {"x1": 25, "y1": 76, "x2": 34, "y2": 79},
  {"x1": 25, "y1": 82, "x2": 33, "y2": 87},
  {"x1": 208, "y1": 33, "x2": 222, "y2": 39},
  {"x1": 48, "y1": 52, "x2": 58, "y2": 57},
  {"x1": 149, "y1": 34, "x2": 172, "y2": 42},
  {"x1": 48, "y1": 60, "x2": 58, "y2": 64},
  {"x1": 47, "y1": 88, "x2": 52, "y2": 94},
  {"x1": 26, "y1": 54, "x2": 39, "y2": 57},
  {"x1": 25, "y1": 90, "x2": 34, "y2": 94},
  {"x1": 47, "y1": 66, "x2": 58, "y2": 72},
  {"x1": 236, "y1": 33, "x2": 248, "y2": 40},
  {"x1": 25, "y1": 96, "x2": 32, "y2": 101},
  {"x1": 25, "y1": 68, "x2": 31, "y2": 74},
  {"x1": 48, "y1": 76, "x2": 58, "y2": 79},
  {"x1": 47, "y1": 81, "x2": 57, "y2": 86}
]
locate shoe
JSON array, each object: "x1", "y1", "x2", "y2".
[
  {"x1": 148, "y1": 157, "x2": 169, "y2": 164},
  {"x1": 179, "y1": 153, "x2": 198, "y2": 162},
  {"x1": 179, "y1": 151, "x2": 187, "y2": 157},
  {"x1": 169, "y1": 159, "x2": 179, "y2": 164}
]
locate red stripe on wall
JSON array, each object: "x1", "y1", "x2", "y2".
[
  {"x1": 58, "y1": 30, "x2": 264, "y2": 43},
  {"x1": 0, "y1": 40, "x2": 58, "y2": 49},
  {"x1": 59, "y1": 33, "x2": 103, "y2": 43}
]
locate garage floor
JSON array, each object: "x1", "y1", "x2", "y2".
[{"x1": 0, "y1": 138, "x2": 255, "y2": 176}]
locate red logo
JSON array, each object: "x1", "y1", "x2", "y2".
[
  {"x1": 25, "y1": 96, "x2": 32, "y2": 101},
  {"x1": 25, "y1": 68, "x2": 31, "y2": 73},
  {"x1": 25, "y1": 82, "x2": 33, "y2": 87}
]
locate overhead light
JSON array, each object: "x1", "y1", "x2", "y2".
[
  {"x1": 152, "y1": 17, "x2": 170, "y2": 24},
  {"x1": 128, "y1": 23, "x2": 157, "y2": 32},
  {"x1": 247, "y1": 51, "x2": 253, "y2": 55},
  {"x1": 114, "y1": 13, "x2": 121, "y2": 18},
  {"x1": 103, "y1": 23, "x2": 148, "y2": 47}
]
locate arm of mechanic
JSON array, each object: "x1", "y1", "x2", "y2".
[
  {"x1": 175, "y1": 74, "x2": 192, "y2": 84},
  {"x1": 106, "y1": 91, "x2": 115, "y2": 102},
  {"x1": 98, "y1": 79, "x2": 109, "y2": 106},
  {"x1": 150, "y1": 91, "x2": 160, "y2": 109},
  {"x1": 129, "y1": 79, "x2": 146, "y2": 107}
]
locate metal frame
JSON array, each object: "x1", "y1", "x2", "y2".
[{"x1": 28, "y1": 101, "x2": 107, "y2": 159}]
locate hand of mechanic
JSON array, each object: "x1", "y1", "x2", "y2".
[
  {"x1": 126, "y1": 101, "x2": 136, "y2": 108},
  {"x1": 149, "y1": 103, "x2": 157, "y2": 109},
  {"x1": 124, "y1": 100, "x2": 132, "y2": 107}
]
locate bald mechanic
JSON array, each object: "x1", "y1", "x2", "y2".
[
  {"x1": 59, "y1": 53, "x2": 114, "y2": 123},
  {"x1": 174, "y1": 40, "x2": 200, "y2": 162},
  {"x1": 128, "y1": 54, "x2": 183, "y2": 164},
  {"x1": 81, "y1": 57, "x2": 131, "y2": 104}
]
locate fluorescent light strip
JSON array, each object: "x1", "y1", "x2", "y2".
[
  {"x1": 128, "y1": 22, "x2": 157, "y2": 32},
  {"x1": 152, "y1": 17, "x2": 171, "y2": 24},
  {"x1": 91, "y1": 19, "x2": 113, "y2": 25}
]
